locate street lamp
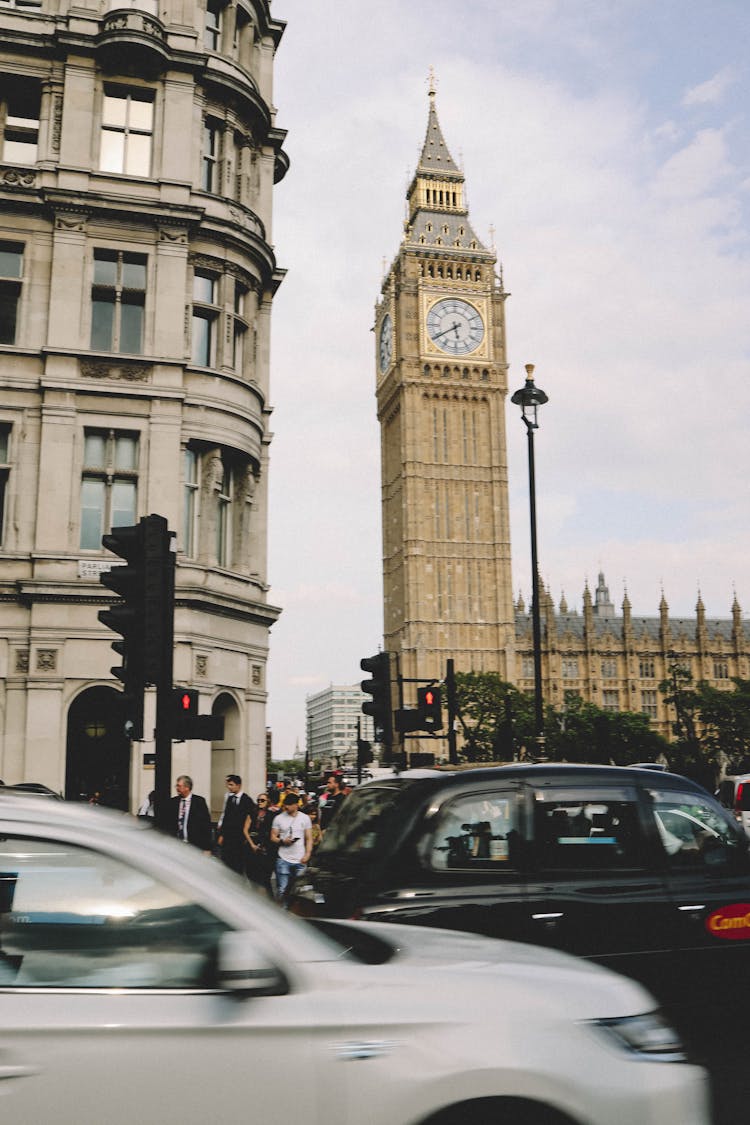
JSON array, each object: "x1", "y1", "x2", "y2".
[{"x1": 511, "y1": 363, "x2": 548, "y2": 755}]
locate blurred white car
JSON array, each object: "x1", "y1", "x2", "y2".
[{"x1": 0, "y1": 795, "x2": 708, "y2": 1125}]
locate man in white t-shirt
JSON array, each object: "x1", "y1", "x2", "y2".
[{"x1": 270, "y1": 792, "x2": 312, "y2": 906}]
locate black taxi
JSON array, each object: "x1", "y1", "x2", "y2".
[{"x1": 291, "y1": 765, "x2": 750, "y2": 1054}]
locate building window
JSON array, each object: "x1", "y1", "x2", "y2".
[
  {"x1": 91, "y1": 250, "x2": 147, "y2": 354},
  {"x1": 204, "y1": 0, "x2": 222, "y2": 49},
  {"x1": 191, "y1": 270, "x2": 219, "y2": 366},
  {"x1": 602, "y1": 690, "x2": 620, "y2": 713},
  {"x1": 0, "y1": 78, "x2": 40, "y2": 164},
  {"x1": 100, "y1": 87, "x2": 154, "y2": 177},
  {"x1": 639, "y1": 658, "x2": 655, "y2": 679},
  {"x1": 562, "y1": 657, "x2": 579, "y2": 679},
  {"x1": 182, "y1": 447, "x2": 199, "y2": 556},
  {"x1": 641, "y1": 690, "x2": 658, "y2": 719},
  {"x1": 202, "y1": 122, "x2": 219, "y2": 191},
  {"x1": 232, "y1": 281, "x2": 247, "y2": 372},
  {"x1": 80, "y1": 429, "x2": 138, "y2": 549},
  {"x1": 521, "y1": 656, "x2": 534, "y2": 679},
  {"x1": 0, "y1": 0, "x2": 42, "y2": 8},
  {"x1": 0, "y1": 242, "x2": 23, "y2": 345},
  {"x1": 714, "y1": 660, "x2": 729, "y2": 680},
  {"x1": 216, "y1": 456, "x2": 232, "y2": 566},
  {"x1": 0, "y1": 424, "x2": 10, "y2": 544},
  {"x1": 601, "y1": 658, "x2": 617, "y2": 679}
]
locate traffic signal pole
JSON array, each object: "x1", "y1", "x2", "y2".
[{"x1": 153, "y1": 529, "x2": 176, "y2": 828}]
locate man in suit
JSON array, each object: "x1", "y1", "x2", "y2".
[
  {"x1": 216, "y1": 774, "x2": 257, "y2": 874},
  {"x1": 171, "y1": 775, "x2": 213, "y2": 854}
]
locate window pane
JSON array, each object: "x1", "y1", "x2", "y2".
[
  {"x1": 191, "y1": 313, "x2": 212, "y2": 365},
  {"x1": 111, "y1": 479, "x2": 136, "y2": 527},
  {"x1": 128, "y1": 95, "x2": 153, "y2": 132},
  {"x1": 649, "y1": 790, "x2": 742, "y2": 871},
  {"x1": 114, "y1": 435, "x2": 138, "y2": 471},
  {"x1": 0, "y1": 427, "x2": 9, "y2": 462},
  {"x1": 80, "y1": 478, "x2": 105, "y2": 549},
  {"x1": 184, "y1": 447, "x2": 197, "y2": 484},
  {"x1": 0, "y1": 837, "x2": 228, "y2": 989},
  {"x1": 233, "y1": 326, "x2": 244, "y2": 370},
  {"x1": 102, "y1": 93, "x2": 127, "y2": 127},
  {"x1": 100, "y1": 130, "x2": 125, "y2": 173},
  {"x1": 125, "y1": 132, "x2": 151, "y2": 177},
  {"x1": 193, "y1": 272, "x2": 215, "y2": 303},
  {"x1": 0, "y1": 245, "x2": 22, "y2": 278},
  {"x1": 121, "y1": 255, "x2": 146, "y2": 290},
  {"x1": 83, "y1": 433, "x2": 106, "y2": 468},
  {"x1": 430, "y1": 792, "x2": 519, "y2": 870},
  {"x1": 4, "y1": 138, "x2": 37, "y2": 163},
  {"x1": 534, "y1": 790, "x2": 643, "y2": 871},
  {"x1": 91, "y1": 297, "x2": 114, "y2": 350},
  {"x1": 93, "y1": 251, "x2": 117, "y2": 286},
  {"x1": 119, "y1": 298, "x2": 144, "y2": 353},
  {"x1": 0, "y1": 282, "x2": 19, "y2": 344}
]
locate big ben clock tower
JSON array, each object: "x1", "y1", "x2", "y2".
[{"x1": 374, "y1": 83, "x2": 516, "y2": 695}]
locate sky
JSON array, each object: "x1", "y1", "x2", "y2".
[{"x1": 265, "y1": 0, "x2": 750, "y2": 758}]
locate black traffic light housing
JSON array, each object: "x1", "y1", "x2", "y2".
[
  {"x1": 99, "y1": 514, "x2": 175, "y2": 741},
  {"x1": 417, "y1": 685, "x2": 443, "y2": 732},
  {"x1": 360, "y1": 651, "x2": 393, "y2": 748},
  {"x1": 172, "y1": 687, "x2": 225, "y2": 742},
  {"x1": 357, "y1": 737, "x2": 374, "y2": 769}
]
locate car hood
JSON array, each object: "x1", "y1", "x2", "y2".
[{"x1": 325, "y1": 918, "x2": 657, "y2": 1020}]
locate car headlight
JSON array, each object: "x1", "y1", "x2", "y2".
[{"x1": 587, "y1": 1011, "x2": 687, "y2": 1062}]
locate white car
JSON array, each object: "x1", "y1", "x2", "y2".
[{"x1": 0, "y1": 794, "x2": 709, "y2": 1125}]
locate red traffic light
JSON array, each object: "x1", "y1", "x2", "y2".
[
  {"x1": 424, "y1": 690, "x2": 435, "y2": 706},
  {"x1": 179, "y1": 692, "x2": 192, "y2": 711}
]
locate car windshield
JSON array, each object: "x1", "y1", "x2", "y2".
[{"x1": 317, "y1": 784, "x2": 402, "y2": 858}]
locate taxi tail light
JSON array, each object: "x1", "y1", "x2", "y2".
[{"x1": 735, "y1": 782, "x2": 746, "y2": 810}]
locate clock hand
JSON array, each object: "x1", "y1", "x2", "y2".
[{"x1": 432, "y1": 320, "x2": 461, "y2": 341}]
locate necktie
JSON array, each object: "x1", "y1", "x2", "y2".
[{"x1": 178, "y1": 797, "x2": 186, "y2": 839}]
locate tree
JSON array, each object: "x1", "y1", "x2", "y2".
[
  {"x1": 545, "y1": 693, "x2": 669, "y2": 765},
  {"x1": 454, "y1": 672, "x2": 534, "y2": 762}
]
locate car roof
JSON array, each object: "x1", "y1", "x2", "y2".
[{"x1": 367, "y1": 762, "x2": 703, "y2": 793}]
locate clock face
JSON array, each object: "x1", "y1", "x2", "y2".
[
  {"x1": 379, "y1": 313, "x2": 393, "y2": 372},
  {"x1": 426, "y1": 298, "x2": 484, "y2": 355}
]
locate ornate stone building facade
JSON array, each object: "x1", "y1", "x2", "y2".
[
  {"x1": 515, "y1": 574, "x2": 748, "y2": 740},
  {"x1": 0, "y1": 0, "x2": 287, "y2": 813},
  {"x1": 375, "y1": 91, "x2": 748, "y2": 744},
  {"x1": 374, "y1": 84, "x2": 515, "y2": 699}
]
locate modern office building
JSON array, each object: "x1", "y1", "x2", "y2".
[
  {"x1": 0, "y1": 0, "x2": 288, "y2": 815},
  {"x1": 306, "y1": 684, "x2": 375, "y2": 769}
]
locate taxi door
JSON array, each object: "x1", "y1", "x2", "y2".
[{"x1": 522, "y1": 782, "x2": 677, "y2": 998}]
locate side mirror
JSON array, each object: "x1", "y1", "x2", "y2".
[{"x1": 217, "y1": 931, "x2": 289, "y2": 996}]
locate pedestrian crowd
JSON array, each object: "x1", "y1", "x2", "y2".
[{"x1": 160, "y1": 770, "x2": 350, "y2": 907}]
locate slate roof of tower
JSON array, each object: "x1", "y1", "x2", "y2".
[
  {"x1": 417, "y1": 95, "x2": 462, "y2": 176},
  {"x1": 514, "y1": 610, "x2": 738, "y2": 645}
]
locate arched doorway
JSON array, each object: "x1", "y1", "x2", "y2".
[
  {"x1": 209, "y1": 693, "x2": 240, "y2": 819},
  {"x1": 65, "y1": 686, "x2": 130, "y2": 809}
]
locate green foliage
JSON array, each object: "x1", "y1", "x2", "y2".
[
  {"x1": 453, "y1": 672, "x2": 670, "y2": 765},
  {"x1": 453, "y1": 672, "x2": 534, "y2": 762}
]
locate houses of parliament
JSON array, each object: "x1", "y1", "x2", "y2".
[{"x1": 373, "y1": 84, "x2": 748, "y2": 743}]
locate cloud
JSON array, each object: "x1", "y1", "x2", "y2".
[{"x1": 682, "y1": 67, "x2": 737, "y2": 107}]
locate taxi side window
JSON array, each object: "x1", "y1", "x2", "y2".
[
  {"x1": 648, "y1": 790, "x2": 743, "y2": 870},
  {"x1": 429, "y1": 792, "x2": 519, "y2": 870},
  {"x1": 534, "y1": 791, "x2": 643, "y2": 871},
  {"x1": 0, "y1": 836, "x2": 228, "y2": 988}
]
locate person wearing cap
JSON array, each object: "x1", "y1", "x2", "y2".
[{"x1": 270, "y1": 791, "x2": 312, "y2": 906}]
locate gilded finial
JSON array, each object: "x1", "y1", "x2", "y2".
[
  {"x1": 489, "y1": 223, "x2": 496, "y2": 252},
  {"x1": 427, "y1": 66, "x2": 436, "y2": 97}
]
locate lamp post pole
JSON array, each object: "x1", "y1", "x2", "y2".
[{"x1": 511, "y1": 364, "x2": 548, "y2": 755}]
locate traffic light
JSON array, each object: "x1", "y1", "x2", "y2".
[
  {"x1": 173, "y1": 688, "x2": 199, "y2": 741},
  {"x1": 99, "y1": 522, "x2": 147, "y2": 740},
  {"x1": 417, "y1": 685, "x2": 443, "y2": 732},
  {"x1": 360, "y1": 651, "x2": 393, "y2": 747},
  {"x1": 172, "y1": 687, "x2": 225, "y2": 742},
  {"x1": 99, "y1": 514, "x2": 175, "y2": 741},
  {"x1": 357, "y1": 737, "x2": 374, "y2": 770}
]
